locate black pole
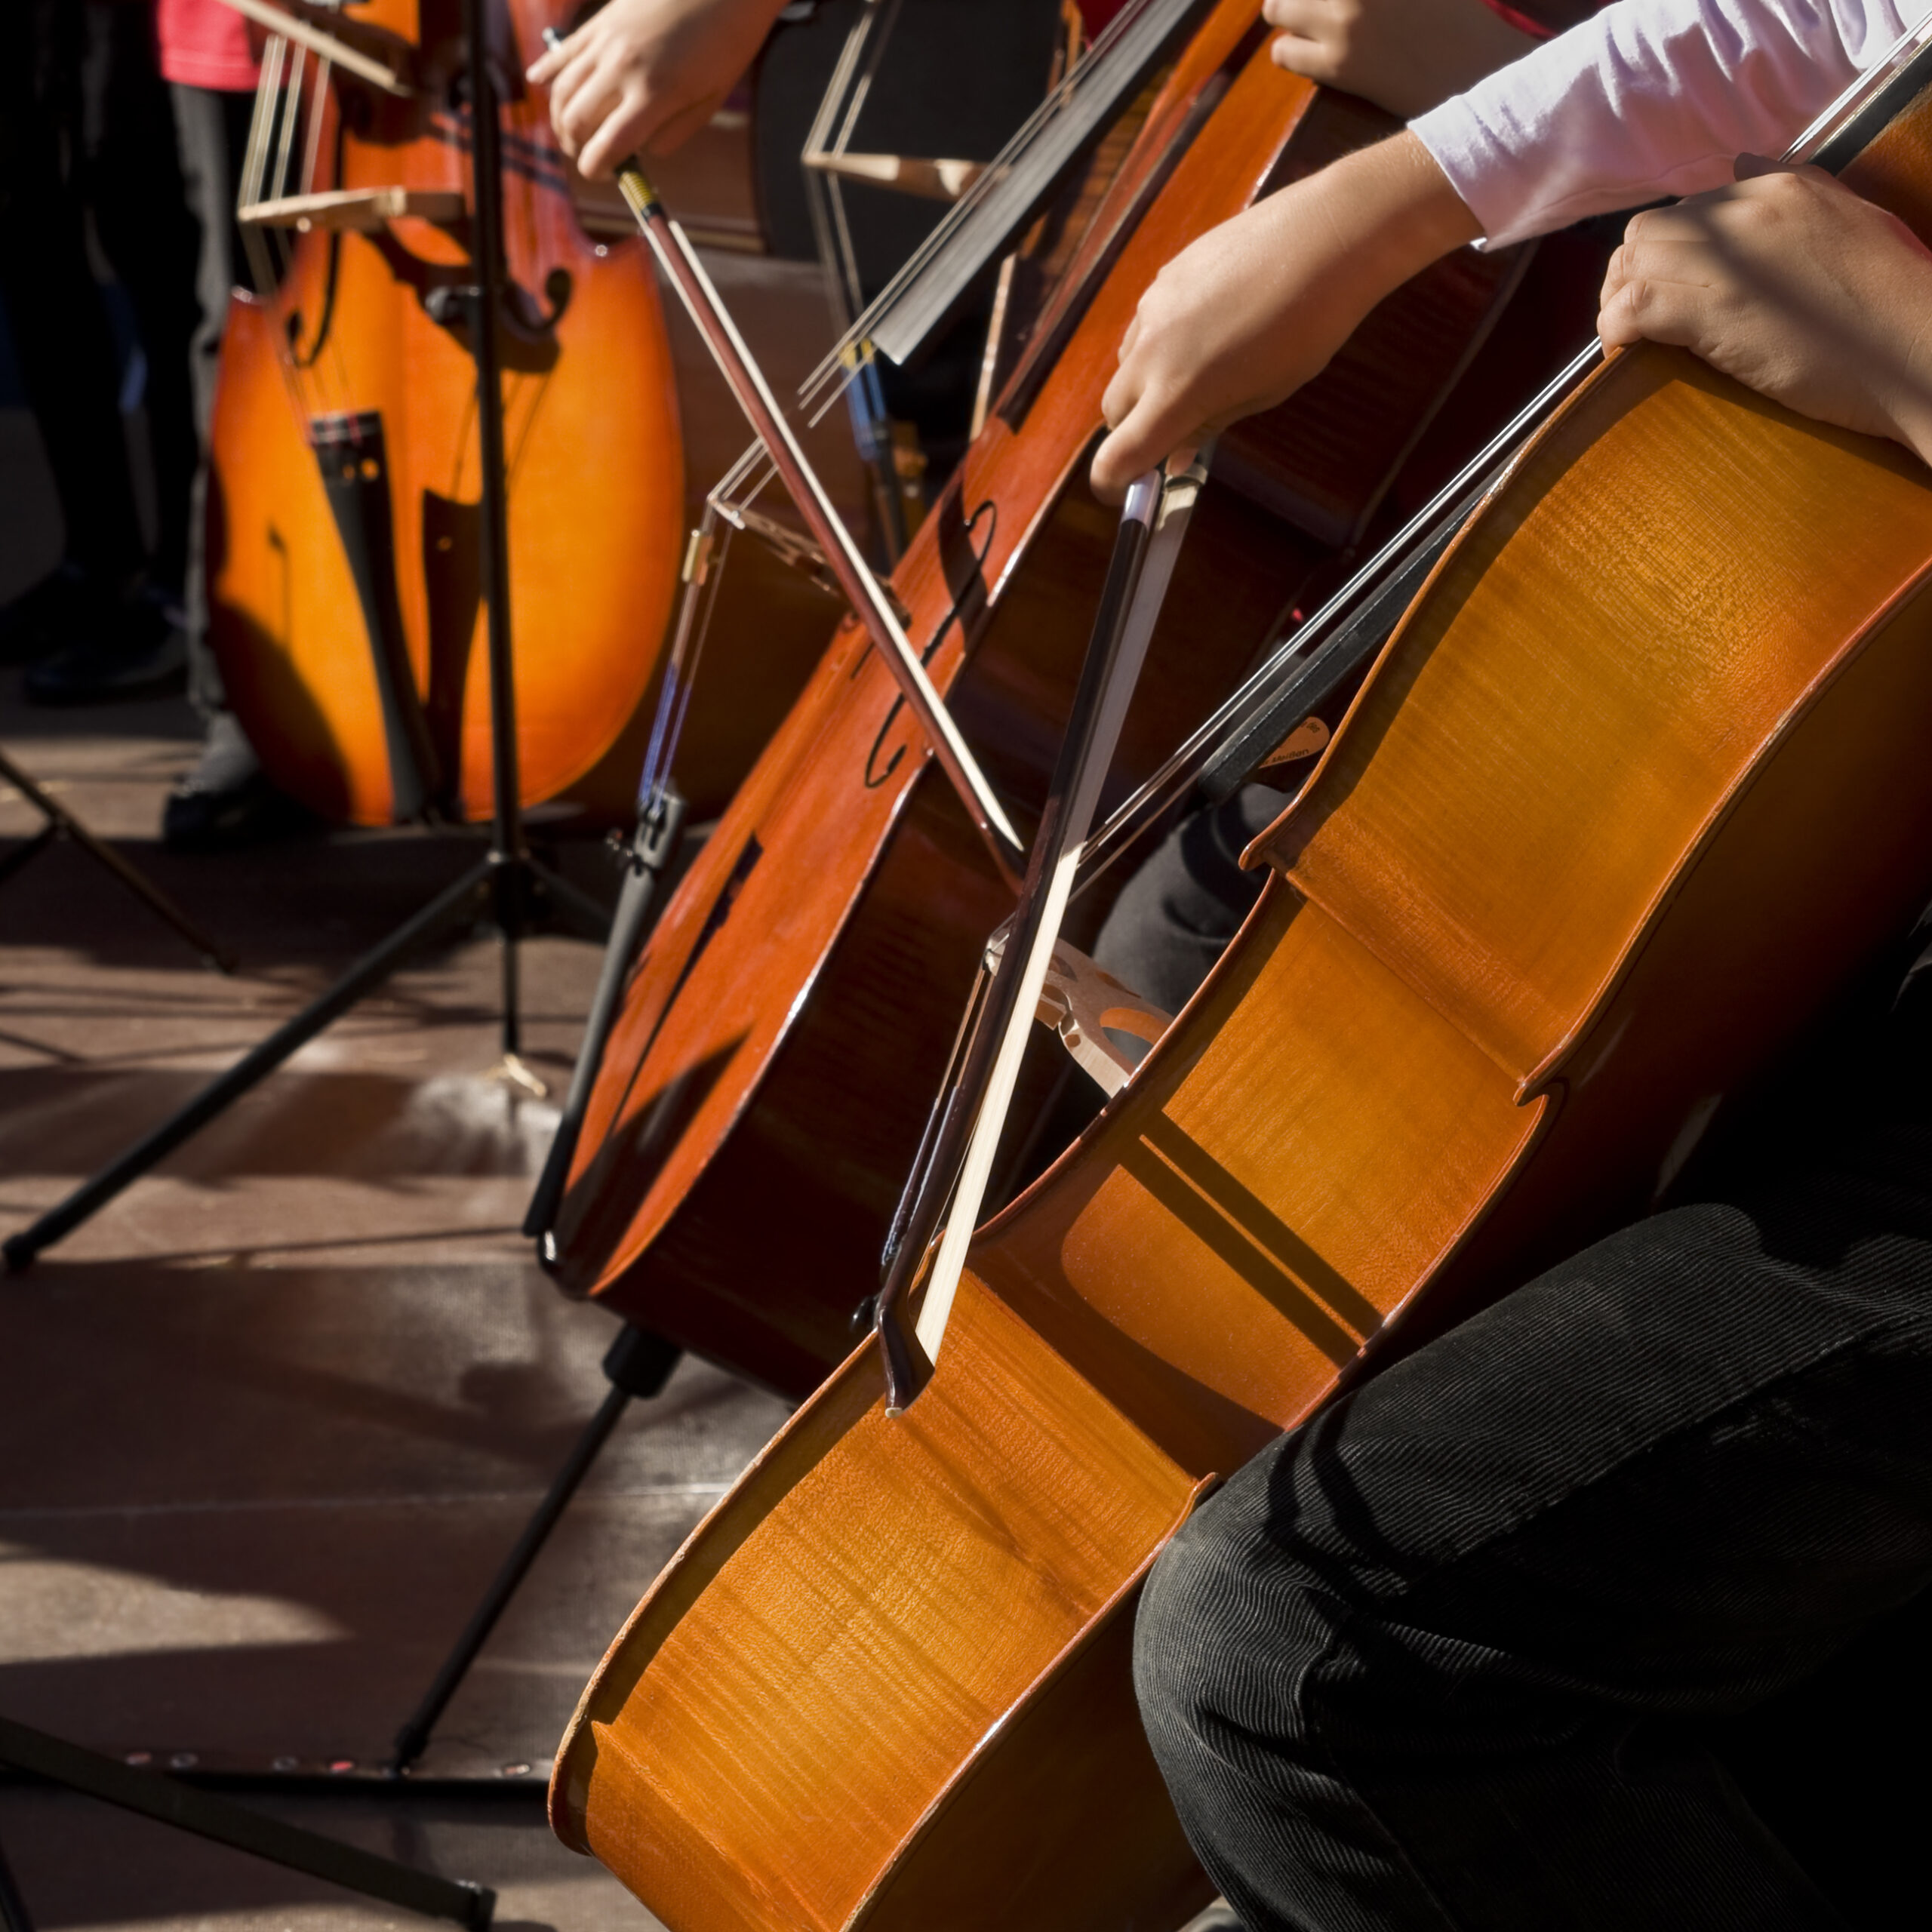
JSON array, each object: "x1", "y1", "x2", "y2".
[
  {"x1": 0, "y1": 1832, "x2": 32, "y2": 1932},
  {"x1": 0, "y1": 746, "x2": 235, "y2": 973},
  {"x1": 0, "y1": 824, "x2": 57, "y2": 888},
  {"x1": 461, "y1": 0, "x2": 529, "y2": 1069},
  {"x1": 2, "y1": 863, "x2": 491, "y2": 1274},
  {"x1": 524, "y1": 787, "x2": 687, "y2": 1241},
  {"x1": 389, "y1": 1324, "x2": 681, "y2": 1773},
  {"x1": 0, "y1": 1718, "x2": 492, "y2": 1928}
]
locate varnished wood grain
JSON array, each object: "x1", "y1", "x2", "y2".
[
  {"x1": 548, "y1": 0, "x2": 1561, "y2": 1395},
  {"x1": 555, "y1": 1278, "x2": 1200, "y2": 1932}
]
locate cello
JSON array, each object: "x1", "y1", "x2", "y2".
[
  {"x1": 546, "y1": 33, "x2": 1932, "y2": 1932},
  {"x1": 538, "y1": 0, "x2": 1611, "y2": 1395},
  {"x1": 206, "y1": 0, "x2": 684, "y2": 825}
]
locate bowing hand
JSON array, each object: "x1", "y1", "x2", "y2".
[
  {"x1": 528, "y1": 0, "x2": 786, "y2": 180},
  {"x1": 1263, "y1": 0, "x2": 1543, "y2": 119},
  {"x1": 1092, "y1": 133, "x2": 1481, "y2": 501}
]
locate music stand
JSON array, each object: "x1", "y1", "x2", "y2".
[{"x1": 1, "y1": 0, "x2": 608, "y2": 1275}]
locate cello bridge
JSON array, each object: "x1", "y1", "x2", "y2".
[{"x1": 986, "y1": 932, "x2": 1174, "y2": 1097}]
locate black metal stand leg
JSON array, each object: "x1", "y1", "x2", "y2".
[
  {"x1": 0, "y1": 824, "x2": 57, "y2": 891},
  {"x1": 0, "y1": 747, "x2": 235, "y2": 973},
  {"x1": 494, "y1": 861, "x2": 523, "y2": 1063},
  {"x1": 524, "y1": 854, "x2": 614, "y2": 943},
  {"x1": 2, "y1": 862, "x2": 493, "y2": 1274},
  {"x1": 389, "y1": 1324, "x2": 681, "y2": 1774},
  {"x1": 0, "y1": 1718, "x2": 491, "y2": 1927},
  {"x1": 0, "y1": 1829, "x2": 32, "y2": 1932}
]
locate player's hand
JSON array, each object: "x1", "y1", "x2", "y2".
[
  {"x1": 1598, "y1": 158, "x2": 1932, "y2": 464},
  {"x1": 528, "y1": 0, "x2": 789, "y2": 179},
  {"x1": 1092, "y1": 133, "x2": 1479, "y2": 499},
  {"x1": 1263, "y1": 0, "x2": 1540, "y2": 118}
]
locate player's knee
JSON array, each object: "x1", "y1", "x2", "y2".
[{"x1": 1134, "y1": 1494, "x2": 1335, "y2": 1789}]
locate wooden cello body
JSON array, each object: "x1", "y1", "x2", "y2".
[
  {"x1": 543, "y1": 0, "x2": 1599, "y2": 1394},
  {"x1": 205, "y1": 0, "x2": 683, "y2": 825},
  {"x1": 547, "y1": 88, "x2": 1932, "y2": 1932}
]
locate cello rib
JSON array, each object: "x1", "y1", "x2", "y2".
[{"x1": 553, "y1": 1277, "x2": 1210, "y2": 1932}]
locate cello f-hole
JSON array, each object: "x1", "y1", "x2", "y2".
[{"x1": 862, "y1": 497, "x2": 998, "y2": 789}]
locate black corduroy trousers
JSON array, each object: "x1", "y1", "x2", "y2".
[{"x1": 1117, "y1": 803, "x2": 1932, "y2": 1930}]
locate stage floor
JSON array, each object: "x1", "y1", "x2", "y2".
[{"x1": 0, "y1": 408, "x2": 788, "y2": 1928}]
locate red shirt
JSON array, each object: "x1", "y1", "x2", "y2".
[{"x1": 155, "y1": 0, "x2": 261, "y2": 91}]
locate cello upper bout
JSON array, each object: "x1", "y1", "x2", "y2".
[{"x1": 1254, "y1": 343, "x2": 1932, "y2": 1083}]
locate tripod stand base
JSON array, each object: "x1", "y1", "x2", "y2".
[
  {"x1": 2, "y1": 848, "x2": 607, "y2": 1274},
  {"x1": 0, "y1": 1716, "x2": 492, "y2": 1927},
  {"x1": 0, "y1": 746, "x2": 235, "y2": 973},
  {"x1": 389, "y1": 1324, "x2": 681, "y2": 1774},
  {"x1": 0, "y1": 1830, "x2": 30, "y2": 1932}
]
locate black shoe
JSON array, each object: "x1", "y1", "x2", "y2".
[
  {"x1": 22, "y1": 582, "x2": 186, "y2": 704},
  {"x1": 0, "y1": 562, "x2": 120, "y2": 666},
  {"x1": 162, "y1": 713, "x2": 310, "y2": 853}
]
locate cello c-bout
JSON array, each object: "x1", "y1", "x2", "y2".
[{"x1": 547, "y1": 66, "x2": 1932, "y2": 1932}]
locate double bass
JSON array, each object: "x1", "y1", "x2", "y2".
[
  {"x1": 206, "y1": 0, "x2": 683, "y2": 825},
  {"x1": 544, "y1": 35, "x2": 1932, "y2": 1932},
  {"x1": 540, "y1": 0, "x2": 1607, "y2": 1394}
]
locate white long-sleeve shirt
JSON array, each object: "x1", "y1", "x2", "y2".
[{"x1": 1411, "y1": 0, "x2": 1927, "y2": 245}]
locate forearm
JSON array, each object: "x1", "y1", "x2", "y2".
[
  {"x1": 1091, "y1": 133, "x2": 1478, "y2": 494},
  {"x1": 1303, "y1": 131, "x2": 1486, "y2": 297},
  {"x1": 1414, "y1": 0, "x2": 1915, "y2": 247}
]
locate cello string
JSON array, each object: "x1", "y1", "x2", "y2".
[
  {"x1": 801, "y1": 0, "x2": 1211, "y2": 407},
  {"x1": 238, "y1": 42, "x2": 324, "y2": 438},
  {"x1": 285, "y1": 46, "x2": 358, "y2": 429},
  {"x1": 274, "y1": 42, "x2": 306, "y2": 208},
  {"x1": 799, "y1": 0, "x2": 1138, "y2": 390},
  {"x1": 801, "y1": 0, "x2": 898, "y2": 331},
  {"x1": 792, "y1": 0, "x2": 1115, "y2": 417},
  {"x1": 300, "y1": 54, "x2": 330, "y2": 197},
  {"x1": 1070, "y1": 344, "x2": 1601, "y2": 894},
  {"x1": 238, "y1": 36, "x2": 291, "y2": 297},
  {"x1": 1789, "y1": 11, "x2": 1932, "y2": 161}
]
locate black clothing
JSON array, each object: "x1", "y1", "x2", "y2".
[
  {"x1": 168, "y1": 78, "x2": 255, "y2": 718},
  {"x1": 0, "y1": 3, "x2": 198, "y2": 599},
  {"x1": 1137, "y1": 1117, "x2": 1932, "y2": 1930},
  {"x1": 1113, "y1": 794, "x2": 1932, "y2": 1930},
  {"x1": 1094, "y1": 784, "x2": 1284, "y2": 1017}
]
